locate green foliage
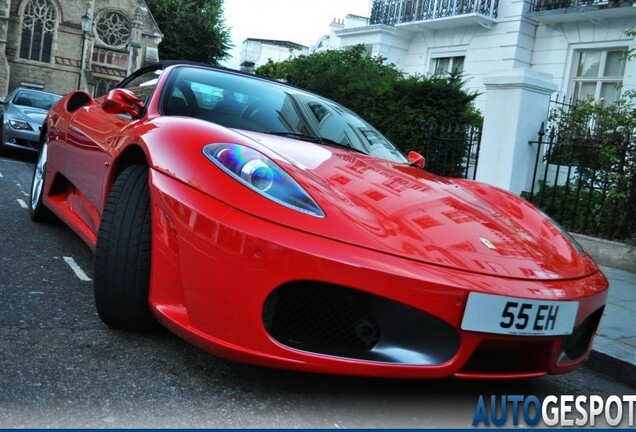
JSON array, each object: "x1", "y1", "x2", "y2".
[
  {"x1": 625, "y1": 27, "x2": 635, "y2": 61},
  {"x1": 522, "y1": 181, "x2": 607, "y2": 237},
  {"x1": 528, "y1": 94, "x2": 636, "y2": 243},
  {"x1": 255, "y1": 46, "x2": 400, "y2": 122},
  {"x1": 523, "y1": 178, "x2": 630, "y2": 243},
  {"x1": 145, "y1": 0, "x2": 231, "y2": 64},
  {"x1": 255, "y1": 46, "x2": 481, "y2": 177}
]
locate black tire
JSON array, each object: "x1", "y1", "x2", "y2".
[
  {"x1": 29, "y1": 136, "x2": 56, "y2": 222},
  {"x1": 94, "y1": 164, "x2": 159, "y2": 331}
]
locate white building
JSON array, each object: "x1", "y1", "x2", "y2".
[
  {"x1": 326, "y1": 0, "x2": 636, "y2": 110},
  {"x1": 239, "y1": 38, "x2": 309, "y2": 73},
  {"x1": 312, "y1": 14, "x2": 370, "y2": 53},
  {"x1": 315, "y1": 0, "x2": 636, "y2": 197}
]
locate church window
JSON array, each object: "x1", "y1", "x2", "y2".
[
  {"x1": 95, "y1": 11, "x2": 131, "y2": 48},
  {"x1": 19, "y1": 0, "x2": 57, "y2": 63}
]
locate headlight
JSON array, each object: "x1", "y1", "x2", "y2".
[
  {"x1": 203, "y1": 143, "x2": 325, "y2": 218},
  {"x1": 9, "y1": 119, "x2": 32, "y2": 131}
]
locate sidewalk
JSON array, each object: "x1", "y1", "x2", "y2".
[{"x1": 588, "y1": 265, "x2": 636, "y2": 388}]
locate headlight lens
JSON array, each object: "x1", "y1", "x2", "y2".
[
  {"x1": 203, "y1": 143, "x2": 325, "y2": 218},
  {"x1": 9, "y1": 119, "x2": 32, "y2": 131}
]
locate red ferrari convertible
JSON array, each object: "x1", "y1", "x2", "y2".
[{"x1": 30, "y1": 61, "x2": 608, "y2": 379}]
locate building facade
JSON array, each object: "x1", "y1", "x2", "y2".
[
  {"x1": 327, "y1": 0, "x2": 636, "y2": 110},
  {"x1": 316, "y1": 1, "x2": 636, "y2": 197},
  {"x1": 0, "y1": 0, "x2": 162, "y2": 98},
  {"x1": 311, "y1": 14, "x2": 370, "y2": 54},
  {"x1": 238, "y1": 38, "x2": 308, "y2": 73}
]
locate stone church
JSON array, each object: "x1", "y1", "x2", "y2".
[{"x1": 0, "y1": 0, "x2": 162, "y2": 98}]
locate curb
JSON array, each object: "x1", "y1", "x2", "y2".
[
  {"x1": 572, "y1": 233, "x2": 636, "y2": 273},
  {"x1": 587, "y1": 337, "x2": 636, "y2": 388}
]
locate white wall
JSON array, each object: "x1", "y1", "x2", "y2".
[
  {"x1": 531, "y1": 18, "x2": 636, "y2": 97},
  {"x1": 240, "y1": 40, "x2": 309, "y2": 70},
  {"x1": 332, "y1": 0, "x2": 635, "y2": 112}
]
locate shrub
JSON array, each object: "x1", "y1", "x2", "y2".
[
  {"x1": 255, "y1": 46, "x2": 481, "y2": 177},
  {"x1": 527, "y1": 92, "x2": 636, "y2": 242}
]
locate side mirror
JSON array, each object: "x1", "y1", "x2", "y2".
[
  {"x1": 407, "y1": 151, "x2": 425, "y2": 169},
  {"x1": 101, "y1": 88, "x2": 144, "y2": 118}
]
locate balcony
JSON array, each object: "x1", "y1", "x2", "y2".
[
  {"x1": 527, "y1": 0, "x2": 636, "y2": 24},
  {"x1": 369, "y1": 0, "x2": 499, "y2": 31}
]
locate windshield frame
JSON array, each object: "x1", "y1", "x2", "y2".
[{"x1": 159, "y1": 65, "x2": 408, "y2": 164}]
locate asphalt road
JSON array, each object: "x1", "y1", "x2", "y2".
[{"x1": 0, "y1": 153, "x2": 633, "y2": 428}]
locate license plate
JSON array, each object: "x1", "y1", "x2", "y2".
[{"x1": 461, "y1": 293, "x2": 578, "y2": 336}]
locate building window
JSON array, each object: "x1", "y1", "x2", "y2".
[
  {"x1": 431, "y1": 56, "x2": 465, "y2": 75},
  {"x1": 95, "y1": 11, "x2": 131, "y2": 49},
  {"x1": 92, "y1": 47, "x2": 128, "y2": 70},
  {"x1": 571, "y1": 49, "x2": 626, "y2": 103},
  {"x1": 308, "y1": 102, "x2": 328, "y2": 122},
  {"x1": 19, "y1": 0, "x2": 57, "y2": 63}
]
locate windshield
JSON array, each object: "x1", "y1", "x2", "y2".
[
  {"x1": 13, "y1": 90, "x2": 61, "y2": 110},
  {"x1": 162, "y1": 66, "x2": 407, "y2": 163}
]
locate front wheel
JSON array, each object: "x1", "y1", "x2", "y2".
[
  {"x1": 29, "y1": 137, "x2": 55, "y2": 222},
  {"x1": 94, "y1": 164, "x2": 160, "y2": 331}
]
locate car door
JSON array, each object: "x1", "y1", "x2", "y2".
[{"x1": 63, "y1": 67, "x2": 162, "y2": 236}]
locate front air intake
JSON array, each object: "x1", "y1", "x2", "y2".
[{"x1": 263, "y1": 281, "x2": 459, "y2": 365}]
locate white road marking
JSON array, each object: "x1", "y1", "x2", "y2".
[
  {"x1": 17, "y1": 198, "x2": 27, "y2": 209},
  {"x1": 0, "y1": 171, "x2": 3, "y2": 177},
  {"x1": 15, "y1": 181, "x2": 28, "y2": 194},
  {"x1": 63, "y1": 256, "x2": 92, "y2": 282}
]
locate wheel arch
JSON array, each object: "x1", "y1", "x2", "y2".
[
  {"x1": 114, "y1": 144, "x2": 149, "y2": 175},
  {"x1": 105, "y1": 144, "x2": 150, "y2": 201}
]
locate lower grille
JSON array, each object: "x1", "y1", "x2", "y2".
[
  {"x1": 263, "y1": 281, "x2": 459, "y2": 365},
  {"x1": 264, "y1": 282, "x2": 380, "y2": 353},
  {"x1": 461, "y1": 340, "x2": 553, "y2": 374}
]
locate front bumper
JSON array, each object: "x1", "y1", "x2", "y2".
[
  {"x1": 1, "y1": 119, "x2": 40, "y2": 151},
  {"x1": 147, "y1": 170, "x2": 608, "y2": 379}
]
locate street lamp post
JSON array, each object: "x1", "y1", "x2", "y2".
[{"x1": 77, "y1": 12, "x2": 92, "y2": 90}]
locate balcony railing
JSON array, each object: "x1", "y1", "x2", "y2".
[
  {"x1": 369, "y1": 0, "x2": 499, "y2": 26},
  {"x1": 530, "y1": 0, "x2": 631, "y2": 12},
  {"x1": 528, "y1": 0, "x2": 636, "y2": 23}
]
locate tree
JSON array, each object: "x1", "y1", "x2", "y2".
[
  {"x1": 144, "y1": 0, "x2": 231, "y2": 64},
  {"x1": 625, "y1": 27, "x2": 635, "y2": 61},
  {"x1": 256, "y1": 46, "x2": 481, "y2": 177}
]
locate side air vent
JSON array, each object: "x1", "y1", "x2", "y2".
[{"x1": 66, "y1": 92, "x2": 92, "y2": 112}]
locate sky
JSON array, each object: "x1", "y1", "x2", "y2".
[{"x1": 220, "y1": 0, "x2": 372, "y2": 69}]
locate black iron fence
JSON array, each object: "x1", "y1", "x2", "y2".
[
  {"x1": 525, "y1": 121, "x2": 636, "y2": 242},
  {"x1": 413, "y1": 124, "x2": 482, "y2": 179}
]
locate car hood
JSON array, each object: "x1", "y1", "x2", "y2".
[
  {"x1": 9, "y1": 105, "x2": 48, "y2": 125},
  {"x1": 240, "y1": 131, "x2": 597, "y2": 281}
]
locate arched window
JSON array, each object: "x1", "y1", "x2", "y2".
[
  {"x1": 19, "y1": 0, "x2": 58, "y2": 63},
  {"x1": 94, "y1": 78, "x2": 117, "y2": 97}
]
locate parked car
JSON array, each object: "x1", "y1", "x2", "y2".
[
  {"x1": 0, "y1": 88, "x2": 61, "y2": 155},
  {"x1": 30, "y1": 61, "x2": 608, "y2": 378}
]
